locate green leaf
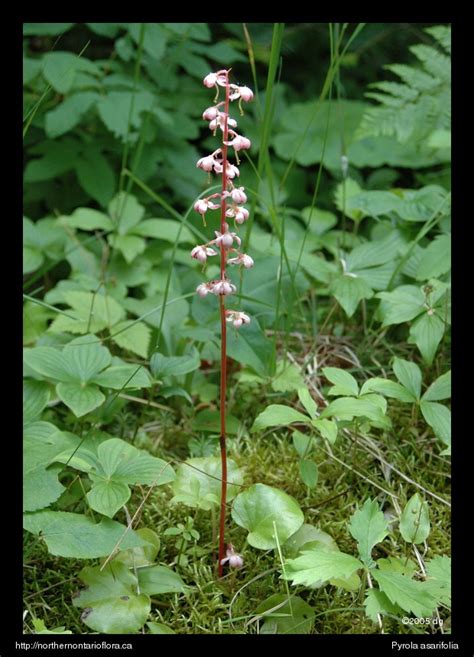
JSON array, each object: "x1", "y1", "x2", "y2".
[
  {"x1": 23, "y1": 511, "x2": 149, "y2": 558},
  {"x1": 321, "y1": 395, "x2": 390, "y2": 429},
  {"x1": 76, "y1": 149, "x2": 115, "y2": 207},
  {"x1": 255, "y1": 594, "x2": 315, "y2": 634},
  {"x1": 231, "y1": 483, "x2": 304, "y2": 549},
  {"x1": 137, "y1": 566, "x2": 187, "y2": 595},
  {"x1": 282, "y1": 524, "x2": 338, "y2": 559},
  {"x1": 192, "y1": 409, "x2": 240, "y2": 435},
  {"x1": 422, "y1": 370, "x2": 451, "y2": 401},
  {"x1": 23, "y1": 379, "x2": 51, "y2": 425},
  {"x1": 112, "y1": 321, "x2": 151, "y2": 359},
  {"x1": 57, "y1": 382, "x2": 105, "y2": 417},
  {"x1": 147, "y1": 622, "x2": 176, "y2": 634},
  {"x1": 63, "y1": 336, "x2": 112, "y2": 382},
  {"x1": 310, "y1": 419, "x2": 338, "y2": 444},
  {"x1": 330, "y1": 273, "x2": 374, "y2": 317},
  {"x1": 409, "y1": 311, "x2": 445, "y2": 365},
  {"x1": 420, "y1": 401, "x2": 451, "y2": 448},
  {"x1": 49, "y1": 291, "x2": 125, "y2": 335},
  {"x1": 377, "y1": 286, "x2": 425, "y2": 326},
  {"x1": 392, "y1": 357, "x2": 422, "y2": 400},
  {"x1": 348, "y1": 499, "x2": 389, "y2": 567},
  {"x1": 97, "y1": 91, "x2": 154, "y2": 141},
  {"x1": 271, "y1": 361, "x2": 305, "y2": 393},
  {"x1": 371, "y1": 570, "x2": 438, "y2": 617},
  {"x1": 23, "y1": 246, "x2": 44, "y2": 274},
  {"x1": 86, "y1": 480, "x2": 131, "y2": 518},
  {"x1": 113, "y1": 235, "x2": 146, "y2": 263},
  {"x1": 226, "y1": 318, "x2": 273, "y2": 377},
  {"x1": 92, "y1": 365, "x2": 151, "y2": 390},
  {"x1": 23, "y1": 347, "x2": 74, "y2": 383},
  {"x1": 416, "y1": 234, "x2": 451, "y2": 281},
  {"x1": 45, "y1": 92, "x2": 99, "y2": 138},
  {"x1": 24, "y1": 23, "x2": 74, "y2": 36},
  {"x1": 60, "y1": 207, "x2": 114, "y2": 231},
  {"x1": 150, "y1": 349, "x2": 200, "y2": 378},
  {"x1": 360, "y1": 377, "x2": 416, "y2": 403},
  {"x1": 113, "y1": 528, "x2": 160, "y2": 568},
  {"x1": 292, "y1": 431, "x2": 315, "y2": 458},
  {"x1": 399, "y1": 493, "x2": 430, "y2": 544},
  {"x1": 42, "y1": 52, "x2": 99, "y2": 94},
  {"x1": 94, "y1": 438, "x2": 175, "y2": 486},
  {"x1": 364, "y1": 589, "x2": 402, "y2": 623},
  {"x1": 425, "y1": 555, "x2": 451, "y2": 607},
  {"x1": 283, "y1": 546, "x2": 363, "y2": 587},
  {"x1": 299, "y1": 460, "x2": 319, "y2": 488},
  {"x1": 73, "y1": 563, "x2": 150, "y2": 634},
  {"x1": 171, "y1": 457, "x2": 242, "y2": 511},
  {"x1": 322, "y1": 367, "x2": 359, "y2": 397},
  {"x1": 129, "y1": 23, "x2": 167, "y2": 60},
  {"x1": 132, "y1": 218, "x2": 195, "y2": 243},
  {"x1": 297, "y1": 388, "x2": 318, "y2": 419},
  {"x1": 251, "y1": 405, "x2": 310, "y2": 432}
]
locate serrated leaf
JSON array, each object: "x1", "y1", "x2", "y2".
[
  {"x1": 271, "y1": 361, "x2": 305, "y2": 393},
  {"x1": 112, "y1": 321, "x2": 151, "y2": 358},
  {"x1": 251, "y1": 405, "x2": 310, "y2": 432},
  {"x1": 371, "y1": 570, "x2": 438, "y2": 617},
  {"x1": 49, "y1": 290, "x2": 125, "y2": 335},
  {"x1": 364, "y1": 589, "x2": 402, "y2": 623},
  {"x1": 323, "y1": 367, "x2": 359, "y2": 396},
  {"x1": 348, "y1": 499, "x2": 389, "y2": 566},
  {"x1": 232, "y1": 483, "x2": 304, "y2": 550},
  {"x1": 45, "y1": 92, "x2": 99, "y2": 138},
  {"x1": 425, "y1": 555, "x2": 451, "y2": 606},
  {"x1": 73, "y1": 563, "x2": 150, "y2": 634},
  {"x1": 283, "y1": 546, "x2": 363, "y2": 587},
  {"x1": 399, "y1": 493, "x2": 430, "y2": 544}
]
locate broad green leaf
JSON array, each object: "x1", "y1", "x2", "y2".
[
  {"x1": 73, "y1": 563, "x2": 150, "y2": 634},
  {"x1": 23, "y1": 246, "x2": 44, "y2": 274},
  {"x1": 92, "y1": 365, "x2": 152, "y2": 390},
  {"x1": 57, "y1": 382, "x2": 105, "y2": 417},
  {"x1": 150, "y1": 349, "x2": 200, "y2": 378},
  {"x1": 226, "y1": 318, "x2": 273, "y2": 377},
  {"x1": 98, "y1": 91, "x2": 155, "y2": 141},
  {"x1": 271, "y1": 361, "x2": 305, "y2": 393},
  {"x1": 111, "y1": 321, "x2": 151, "y2": 359},
  {"x1": 282, "y1": 524, "x2": 338, "y2": 558},
  {"x1": 147, "y1": 622, "x2": 176, "y2": 634},
  {"x1": 392, "y1": 357, "x2": 422, "y2": 400},
  {"x1": 297, "y1": 388, "x2": 318, "y2": 419},
  {"x1": 23, "y1": 379, "x2": 50, "y2": 425},
  {"x1": 192, "y1": 409, "x2": 240, "y2": 435},
  {"x1": 371, "y1": 570, "x2": 438, "y2": 617},
  {"x1": 132, "y1": 218, "x2": 195, "y2": 243},
  {"x1": 113, "y1": 528, "x2": 160, "y2": 568},
  {"x1": 42, "y1": 52, "x2": 99, "y2": 94},
  {"x1": 377, "y1": 556, "x2": 418, "y2": 576},
  {"x1": 49, "y1": 290, "x2": 125, "y2": 335},
  {"x1": 23, "y1": 511, "x2": 149, "y2": 558},
  {"x1": 299, "y1": 460, "x2": 319, "y2": 488},
  {"x1": 128, "y1": 23, "x2": 167, "y2": 60},
  {"x1": 108, "y1": 192, "x2": 145, "y2": 233},
  {"x1": 399, "y1": 493, "x2": 430, "y2": 544},
  {"x1": 360, "y1": 377, "x2": 416, "y2": 402},
  {"x1": 45, "y1": 92, "x2": 99, "y2": 138},
  {"x1": 364, "y1": 589, "x2": 402, "y2": 623},
  {"x1": 251, "y1": 405, "x2": 310, "y2": 432},
  {"x1": 63, "y1": 335, "x2": 112, "y2": 382},
  {"x1": 377, "y1": 286, "x2": 425, "y2": 326},
  {"x1": 322, "y1": 367, "x2": 359, "y2": 397},
  {"x1": 348, "y1": 499, "x2": 389, "y2": 567},
  {"x1": 112, "y1": 235, "x2": 146, "y2": 263},
  {"x1": 137, "y1": 566, "x2": 187, "y2": 595},
  {"x1": 422, "y1": 370, "x2": 451, "y2": 401},
  {"x1": 231, "y1": 483, "x2": 304, "y2": 549},
  {"x1": 292, "y1": 431, "x2": 315, "y2": 458},
  {"x1": 301, "y1": 207, "x2": 337, "y2": 235},
  {"x1": 60, "y1": 207, "x2": 114, "y2": 231},
  {"x1": 409, "y1": 311, "x2": 445, "y2": 365},
  {"x1": 255, "y1": 594, "x2": 315, "y2": 634},
  {"x1": 86, "y1": 480, "x2": 131, "y2": 518},
  {"x1": 330, "y1": 273, "x2": 373, "y2": 317},
  {"x1": 334, "y1": 178, "x2": 364, "y2": 221},
  {"x1": 23, "y1": 347, "x2": 74, "y2": 383},
  {"x1": 283, "y1": 546, "x2": 363, "y2": 587},
  {"x1": 76, "y1": 149, "x2": 115, "y2": 207},
  {"x1": 420, "y1": 401, "x2": 451, "y2": 448},
  {"x1": 31, "y1": 619, "x2": 72, "y2": 634},
  {"x1": 94, "y1": 439, "x2": 175, "y2": 486},
  {"x1": 171, "y1": 457, "x2": 242, "y2": 511},
  {"x1": 425, "y1": 555, "x2": 451, "y2": 606},
  {"x1": 310, "y1": 418, "x2": 338, "y2": 444},
  {"x1": 321, "y1": 395, "x2": 390, "y2": 428},
  {"x1": 416, "y1": 234, "x2": 451, "y2": 281},
  {"x1": 24, "y1": 23, "x2": 74, "y2": 35}
]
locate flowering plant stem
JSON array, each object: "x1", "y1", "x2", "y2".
[{"x1": 218, "y1": 72, "x2": 230, "y2": 578}]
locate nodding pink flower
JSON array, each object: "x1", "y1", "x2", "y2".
[
  {"x1": 209, "y1": 114, "x2": 237, "y2": 131},
  {"x1": 214, "y1": 230, "x2": 241, "y2": 248},
  {"x1": 194, "y1": 198, "x2": 220, "y2": 217},
  {"x1": 227, "y1": 253, "x2": 254, "y2": 269},
  {"x1": 202, "y1": 106, "x2": 219, "y2": 121},
  {"x1": 226, "y1": 163, "x2": 240, "y2": 179},
  {"x1": 212, "y1": 279, "x2": 236, "y2": 296},
  {"x1": 196, "y1": 155, "x2": 215, "y2": 172},
  {"x1": 191, "y1": 246, "x2": 217, "y2": 263},
  {"x1": 196, "y1": 282, "x2": 211, "y2": 297},
  {"x1": 225, "y1": 135, "x2": 251, "y2": 152},
  {"x1": 220, "y1": 543, "x2": 245, "y2": 568},
  {"x1": 203, "y1": 73, "x2": 218, "y2": 88},
  {"x1": 213, "y1": 160, "x2": 224, "y2": 174},
  {"x1": 238, "y1": 86, "x2": 254, "y2": 102},
  {"x1": 235, "y1": 207, "x2": 249, "y2": 224},
  {"x1": 225, "y1": 207, "x2": 235, "y2": 218},
  {"x1": 231, "y1": 187, "x2": 247, "y2": 204}
]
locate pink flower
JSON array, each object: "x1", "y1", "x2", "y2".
[
  {"x1": 202, "y1": 106, "x2": 219, "y2": 121},
  {"x1": 225, "y1": 135, "x2": 251, "y2": 152},
  {"x1": 239, "y1": 86, "x2": 254, "y2": 102},
  {"x1": 228, "y1": 253, "x2": 254, "y2": 269},
  {"x1": 231, "y1": 187, "x2": 247, "y2": 204},
  {"x1": 214, "y1": 230, "x2": 241, "y2": 248},
  {"x1": 226, "y1": 163, "x2": 240, "y2": 179},
  {"x1": 220, "y1": 543, "x2": 245, "y2": 568},
  {"x1": 196, "y1": 282, "x2": 211, "y2": 297},
  {"x1": 213, "y1": 160, "x2": 223, "y2": 174},
  {"x1": 235, "y1": 207, "x2": 249, "y2": 224},
  {"x1": 191, "y1": 246, "x2": 217, "y2": 263},
  {"x1": 203, "y1": 73, "x2": 218, "y2": 88},
  {"x1": 209, "y1": 114, "x2": 237, "y2": 131},
  {"x1": 196, "y1": 155, "x2": 215, "y2": 172},
  {"x1": 212, "y1": 279, "x2": 236, "y2": 296},
  {"x1": 194, "y1": 199, "x2": 208, "y2": 215}
]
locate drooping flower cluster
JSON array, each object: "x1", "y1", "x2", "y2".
[{"x1": 192, "y1": 69, "x2": 254, "y2": 329}]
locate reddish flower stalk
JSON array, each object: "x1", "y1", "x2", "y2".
[{"x1": 193, "y1": 68, "x2": 254, "y2": 576}]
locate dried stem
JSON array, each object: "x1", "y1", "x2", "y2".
[{"x1": 218, "y1": 71, "x2": 230, "y2": 577}]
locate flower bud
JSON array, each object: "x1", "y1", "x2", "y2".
[
  {"x1": 239, "y1": 86, "x2": 254, "y2": 102},
  {"x1": 231, "y1": 187, "x2": 247, "y2": 204},
  {"x1": 196, "y1": 283, "x2": 210, "y2": 297},
  {"x1": 203, "y1": 106, "x2": 219, "y2": 121},
  {"x1": 191, "y1": 246, "x2": 207, "y2": 262},
  {"x1": 235, "y1": 207, "x2": 249, "y2": 224},
  {"x1": 196, "y1": 155, "x2": 215, "y2": 172},
  {"x1": 203, "y1": 73, "x2": 217, "y2": 88},
  {"x1": 241, "y1": 254, "x2": 254, "y2": 269}
]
